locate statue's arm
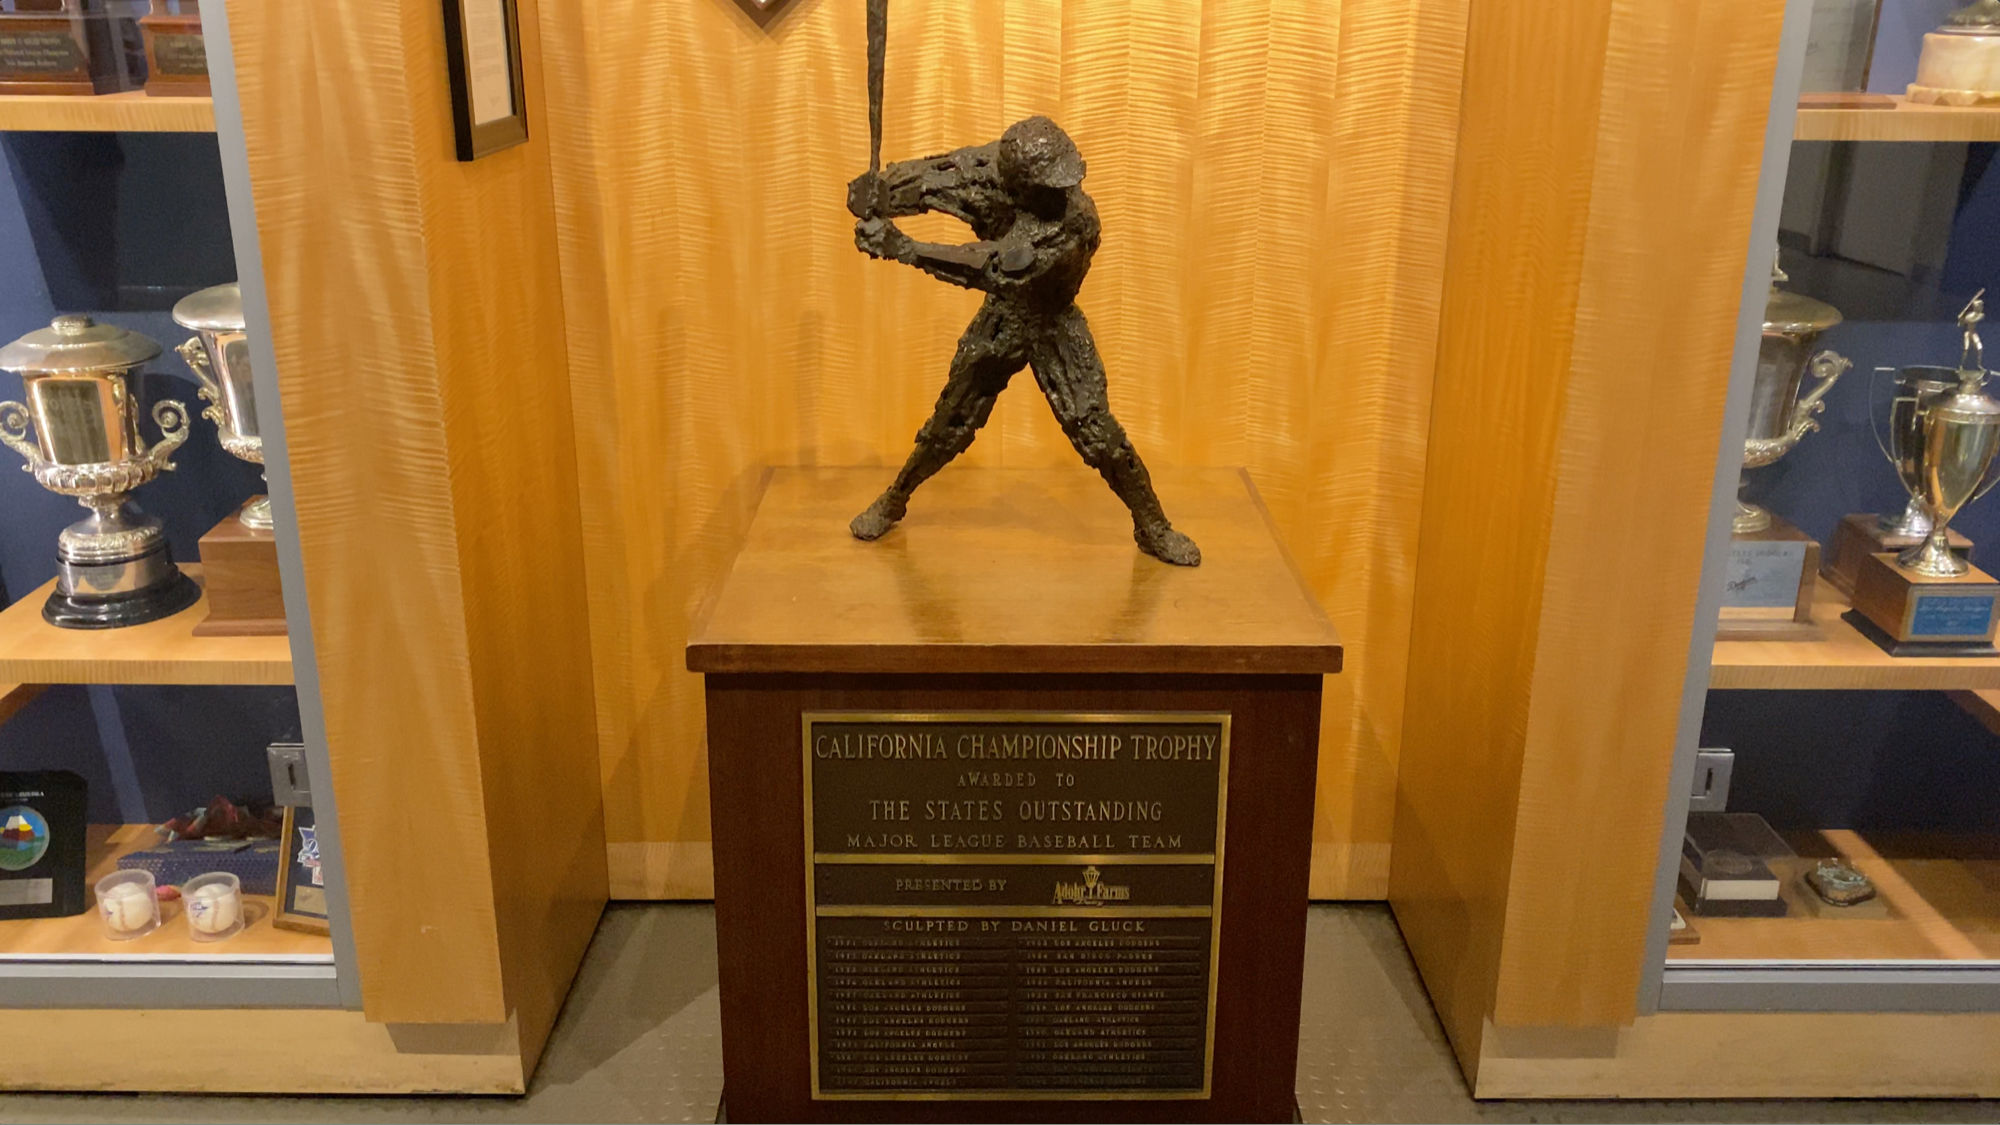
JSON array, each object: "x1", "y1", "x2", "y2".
[
  {"x1": 853, "y1": 217, "x2": 999, "y2": 291},
  {"x1": 898, "y1": 236, "x2": 1002, "y2": 291},
  {"x1": 848, "y1": 143, "x2": 1001, "y2": 221}
]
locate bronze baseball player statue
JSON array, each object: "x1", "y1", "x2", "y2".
[{"x1": 844, "y1": 0, "x2": 1198, "y2": 565}]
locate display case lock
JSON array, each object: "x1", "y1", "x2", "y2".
[{"x1": 1689, "y1": 747, "x2": 1734, "y2": 813}]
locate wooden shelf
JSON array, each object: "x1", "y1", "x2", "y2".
[
  {"x1": 0, "y1": 569, "x2": 292, "y2": 686},
  {"x1": 1668, "y1": 830, "x2": 2000, "y2": 964},
  {"x1": 1710, "y1": 578, "x2": 2000, "y2": 690},
  {"x1": 0, "y1": 825, "x2": 331, "y2": 963},
  {"x1": 0, "y1": 91, "x2": 213, "y2": 133},
  {"x1": 1795, "y1": 96, "x2": 2000, "y2": 142}
]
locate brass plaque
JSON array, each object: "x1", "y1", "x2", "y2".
[{"x1": 804, "y1": 711, "x2": 1229, "y2": 1101}]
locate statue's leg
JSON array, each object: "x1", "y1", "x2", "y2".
[
  {"x1": 1028, "y1": 306, "x2": 1200, "y2": 566},
  {"x1": 852, "y1": 303, "x2": 1025, "y2": 541}
]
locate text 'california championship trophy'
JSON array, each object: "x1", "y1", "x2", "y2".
[{"x1": 844, "y1": 0, "x2": 1200, "y2": 566}]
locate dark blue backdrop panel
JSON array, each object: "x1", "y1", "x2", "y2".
[{"x1": 0, "y1": 132, "x2": 294, "y2": 824}]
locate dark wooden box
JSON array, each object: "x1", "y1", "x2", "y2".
[{"x1": 687, "y1": 467, "x2": 1341, "y2": 1122}]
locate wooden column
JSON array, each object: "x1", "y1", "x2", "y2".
[
  {"x1": 1388, "y1": 0, "x2": 1788, "y2": 1083},
  {"x1": 225, "y1": 0, "x2": 606, "y2": 1064}
]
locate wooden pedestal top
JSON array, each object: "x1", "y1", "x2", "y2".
[{"x1": 687, "y1": 467, "x2": 1342, "y2": 675}]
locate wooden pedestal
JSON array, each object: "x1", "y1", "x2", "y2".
[
  {"x1": 1717, "y1": 514, "x2": 1819, "y2": 641},
  {"x1": 191, "y1": 502, "x2": 286, "y2": 637},
  {"x1": 1847, "y1": 550, "x2": 2000, "y2": 656},
  {"x1": 687, "y1": 467, "x2": 1341, "y2": 1123},
  {"x1": 1821, "y1": 512, "x2": 1972, "y2": 597}
]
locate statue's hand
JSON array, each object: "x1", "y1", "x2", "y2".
[
  {"x1": 846, "y1": 171, "x2": 880, "y2": 219},
  {"x1": 854, "y1": 217, "x2": 909, "y2": 261}
]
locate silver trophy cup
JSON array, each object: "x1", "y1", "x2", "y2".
[
  {"x1": 0, "y1": 315, "x2": 200, "y2": 628},
  {"x1": 1873, "y1": 364, "x2": 1962, "y2": 540},
  {"x1": 171, "y1": 282, "x2": 270, "y2": 530},
  {"x1": 1903, "y1": 294, "x2": 2000, "y2": 578},
  {"x1": 1738, "y1": 257, "x2": 1851, "y2": 533}
]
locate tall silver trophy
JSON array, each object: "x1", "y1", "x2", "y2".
[
  {"x1": 1737, "y1": 257, "x2": 1851, "y2": 533},
  {"x1": 1848, "y1": 294, "x2": 2000, "y2": 655},
  {"x1": 1875, "y1": 364, "x2": 1964, "y2": 540},
  {"x1": 0, "y1": 315, "x2": 201, "y2": 628},
  {"x1": 1719, "y1": 257, "x2": 1852, "y2": 641},
  {"x1": 1903, "y1": 296, "x2": 2000, "y2": 578},
  {"x1": 171, "y1": 283, "x2": 269, "y2": 529}
]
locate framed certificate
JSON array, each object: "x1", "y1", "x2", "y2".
[
  {"x1": 441, "y1": 0, "x2": 527, "y2": 161},
  {"x1": 273, "y1": 804, "x2": 330, "y2": 935}
]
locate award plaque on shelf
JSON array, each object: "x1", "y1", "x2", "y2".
[
  {"x1": 137, "y1": 0, "x2": 206, "y2": 97},
  {"x1": 268, "y1": 743, "x2": 328, "y2": 935},
  {"x1": 0, "y1": 0, "x2": 140, "y2": 96},
  {"x1": 687, "y1": 467, "x2": 1341, "y2": 1122},
  {"x1": 0, "y1": 770, "x2": 84, "y2": 921},
  {"x1": 1717, "y1": 514, "x2": 1819, "y2": 641}
]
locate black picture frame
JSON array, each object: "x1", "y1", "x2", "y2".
[{"x1": 441, "y1": 0, "x2": 527, "y2": 162}]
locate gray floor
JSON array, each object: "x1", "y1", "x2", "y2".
[{"x1": 4, "y1": 904, "x2": 2000, "y2": 1123}]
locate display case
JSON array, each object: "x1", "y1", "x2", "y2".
[
  {"x1": 0, "y1": 0, "x2": 603, "y2": 1093},
  {"x1": 1651, "y1": 0, "x2": 2000, "y2": 1021},
  {"x1": 1392, "y1": 0, "x2": 2000, "y2": 1098}
]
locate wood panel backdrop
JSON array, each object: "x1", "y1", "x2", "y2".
[{"x1": 535, "y1": 0, "x2": 1468, "y2": 898}]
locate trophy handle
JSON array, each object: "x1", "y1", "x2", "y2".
[
  {"x1": 0, "y1": 399, "x2": 45, "y2": 471},
  {"x1": 1869, "y1": 365, "x2": 1902, "y2": 469},
  {"x1": 145, "y1": 399, "x2": 191, "y2": 473},
  {"x1": 176, "y1": 337, "x2": 225, "y2": 427},
  {"x1": 1786, "y1": 350, "x2": 1851, "y2": 444},
  {"x1": 1975, "y1": 456, "x2": 2000, "y2": 507}
]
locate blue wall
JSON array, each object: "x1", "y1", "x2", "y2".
[{"x1": 0, "y1": 133, "x2": 296, "y2": 824}]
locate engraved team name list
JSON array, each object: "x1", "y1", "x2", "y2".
[{"x1": 805, "y1": 713, "x2": 1229, "y2": 1099}]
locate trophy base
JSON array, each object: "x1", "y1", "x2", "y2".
[
  {"x1": 1718, "y1": 514, "x2": 1820, "y2": 642},
  {"x1": 1822, "y1": 513, "x2": 1972, "y2": 598},
  {"x1": 1847, "y1": 551, "x2": 2000, "y2": 656},
  {"x1": 1843, "y1": 610, "x2": 1999, "y2": 658},
  {"x1": 42, "y1": 570, "x2": 201, "y2": 630},
  {"x1": 191, "y1": 504, "x2": 286, "y2": 637}
]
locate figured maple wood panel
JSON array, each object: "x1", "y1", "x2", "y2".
[
  {"x1": 1496, "y1": 0, "x2": 1788, "y2": 1031},
  {"x1": 536, "y1": 0, "x2": 1465, "y2": 901},
  {"x1": 226, "y1": 0, "x2": 605, "y2": 1049},
  {"x1": 1390, "y1": 0, "x2": 1787, "y2": 1075}
]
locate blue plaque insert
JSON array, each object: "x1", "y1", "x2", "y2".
[{"x1": 1909, "y1": 592, "x2": 1997, "y2": 639}]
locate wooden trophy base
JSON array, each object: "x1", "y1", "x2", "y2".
[
  {"x1": 1717, "y1": 514, "x2": 1819, "y2": 642},
  {"x1": 1822, "y1": 512, "x2": 1972, "y2": 597},
  {"x1": 191, "y1": 501, "x2": 286, "y2": 637},
  {"x1": 1846, "y1": 550, "x2": 2000, "y2": 657},
  {"x1": 138, "y1": 8, "x2": 207, "y2": 97},
  {"x1": 687, "y1": 468, "x2": 1342, "y2": 1123}
]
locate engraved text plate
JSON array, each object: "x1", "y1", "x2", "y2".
[{"x1": 804, "y1": 712, "x2": 1229, "y2": 1100}]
